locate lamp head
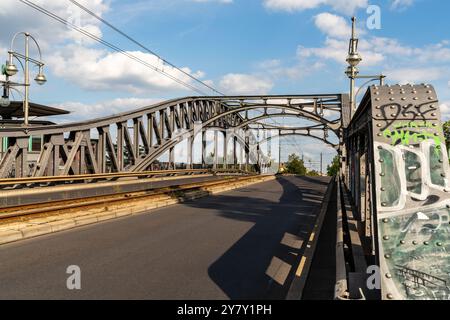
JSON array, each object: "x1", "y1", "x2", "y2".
[
  {"x1": 34, "y1": 70, "x2": 46, "y2": 85},
  {"x1": 346, "y1": 52, "x2": 362, "y2": 67},
  {"x1": 5, "y1": 62, "x2": 18, "y2": 76}
]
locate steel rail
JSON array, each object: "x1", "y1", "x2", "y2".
[
  {"x1": 0, "y1": 174, "x2": 263, "y2": 220},
  {"x1": 0, "y1": 168, "x2": 249, "y2": 187}
]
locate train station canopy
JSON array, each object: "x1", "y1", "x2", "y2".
[{"x1": 0, "y1": 101, "x2": 70, "y2": 119}]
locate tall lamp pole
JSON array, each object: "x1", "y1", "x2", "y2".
[
  {"x1": 345, "y1": 17, "x2": 385, "y2": 118},
  {"x1": 1, "y1": 32, "x2": 47, "y2": 126}
]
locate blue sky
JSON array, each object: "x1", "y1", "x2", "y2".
[{"x1": 1, "y1": 0, "x2": 449, "y2": 169}]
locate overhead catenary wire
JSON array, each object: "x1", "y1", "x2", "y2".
[
  {"x1": 18, "y1": 0, "x2": 210, "y2": 95},
  {"x1": 66, "y1": 0, "x2": 225, "y2": 96}
]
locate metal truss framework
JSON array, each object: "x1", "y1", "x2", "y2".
[{"x1": 0, "y1": 94, "x2": 348, "y2": 178}]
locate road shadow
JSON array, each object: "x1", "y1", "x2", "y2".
[{"x1": 182, "y1": 175, "x2": 331, "y2": 299}]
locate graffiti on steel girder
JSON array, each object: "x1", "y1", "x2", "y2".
[{"x1": 382, "y1": 121, "x2": 443, "y2": 150}]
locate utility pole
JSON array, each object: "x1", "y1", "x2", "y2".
[
  {"x1": 278, "y1": 133, "x2": 281, "y2": 172},
  {"x1": 320, "y1": 152, "x2": 323, "y2": 176}
]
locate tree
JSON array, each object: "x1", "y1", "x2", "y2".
[
  {"x1": 327, "y1": 155, "x2": 340, "y2": 177},
  {"x1": 285, "y1": 154, "x2": 307, "y2": 175},
  {"x1": 444, "y1": 120, "x2": 450, "y2": 151},
  {"x1": 307, "y1": 170, "x2": 321, "y2": 177}
]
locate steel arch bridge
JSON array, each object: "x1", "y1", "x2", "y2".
[
  {"x1": 0, "y1": 84, "x2": 449, "y2": 301},
  {"x1": 0, "y1": 93, "x2": 347, "y2": 178}
]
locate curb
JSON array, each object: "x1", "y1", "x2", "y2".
[{"x1": 286, "y1": 176, "x2": 336, "y2": 300}]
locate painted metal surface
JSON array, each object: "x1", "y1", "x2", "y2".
[
  {"x1": 0, "y1": 95, "x2": 345, "y2": 178},
  {"x1": 345, "y1": 84, "x2": 450, "y2": 300}
]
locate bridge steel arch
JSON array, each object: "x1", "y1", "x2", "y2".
[{"x1": 0, "y1": 94, "x2": 348, "y2": 178}]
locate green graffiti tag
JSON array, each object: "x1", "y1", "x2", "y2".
[{"x1": 382, "y1": 121, "x2": 444, "y2": 149}]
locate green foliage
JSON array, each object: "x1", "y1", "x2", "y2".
[
  {"x1": 307, "y1": 170, "x2": 321, "y2": 177},
  {"x1": 444, "y1": 120, "x2": 450, "y2": 150},
  {"x1": 285, "y1": 153, "x2": 307, "y2": 175},
  {"x1": 327, "y1": 155, "x2": 340, "y2": 177}
]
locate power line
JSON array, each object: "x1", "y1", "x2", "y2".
[
  {"x1": 19, "y1": 0, "x2": 209, "y2": 95},
  {"x1": 67, "y1": 0, "x2": 225, "y2": 96}
]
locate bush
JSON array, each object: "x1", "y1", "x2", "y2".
[
  {"x1": 327, "y1": 155, "x2": 340, "y2": 177},
  {"x1": 285, "y1": 154, "x2": 307, "y2": 175}
]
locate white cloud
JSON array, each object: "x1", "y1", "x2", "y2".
[
  {"x1": 385, "y1": 67, "x2": 443, "y2": 84},
  {"x1": 439, "y1": 101, "x2": 450, "y2": 121},
  {"x1": 51, "y1": 97, "x2": 163, "y2": 122},
  {"x1": 314, "y1": 13, "x2": 351, "y2": 39},
  {"x1": 263, "y1": 0, "x2": 368, "y2": 14},
  {"x1": 0, "y1": 0, "x2": 108, "y2": 48},
  {"x1": 192, "y1": 0, "x2": 233, "y2": 3},
  {"x1": 391, "y1": 0, "x2": 415, "y2": 11},
  {"x1": 297, "y1": 12, "x2": 450, "y2": 84},
  {"x1": 298, "y1": 37, "x2": 384, "y2": 67},
  {"x1": 48, "y1": 45, "x2": 207, "y2": 93},
  {"x1": 219, "y1": 73, "x2": 274, "y2": 95},
  {"x1": 0, "y1": 0, "x2": 208, "y2": 95}
]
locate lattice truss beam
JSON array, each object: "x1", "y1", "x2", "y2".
[{"x1": 0, "y1": 94, "x2": 346, "y2": 178}]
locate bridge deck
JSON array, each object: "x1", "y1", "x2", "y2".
[{"x1": 0, "y1": 176, "x2": 330, "y2": 299}]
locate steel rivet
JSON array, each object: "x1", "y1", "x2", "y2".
[
  {"x1": 383, "y1": 235, "x2": 390, "y2": 240},
  {"x1": 387, "y1": 294, "x2": 394, "y2": 300},
  {"x1": 424, "y1": 241, "x2": 430, "y2": 246},
  {"x1": 386, "y1": 273, "x2": 392, "y2": 279},
  {"x1": 385, "y1": 254, "x2": 391, "y2": 259},
  {"x1": 413, "y1": 241, "x2": 418, "y2": 245},
  {"x1": 382, "y1": 218, "x2": 389, "y2": 223},
  {"x1": 437, "y1": 242, "x2": 443, "y2": 247},
  {"x1": 390, "y1": 98, "x2": 395, "y2": 101},
  {"x1": 400, "y1": 240, "x2": 406, "y2": 245},
  {"x1": 381, "y1": 188, "x2": 386, "y2": 192}
]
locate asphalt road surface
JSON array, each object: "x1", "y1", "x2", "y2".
[{"x1": 0, "y1": 176, "x2": 331, "y2": 299}]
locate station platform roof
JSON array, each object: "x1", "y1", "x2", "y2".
[{"x1": 0, "y1": 101, "x2": 70, "y2": 119}]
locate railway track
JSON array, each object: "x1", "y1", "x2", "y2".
[
  {"x1": 0, "y1": 173, "x2": 266, "y2": 223},
  {"x1": 0, "y1": 168, "x2": 250, "y2": 189}
]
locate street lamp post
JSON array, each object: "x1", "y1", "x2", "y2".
[
  {"x1": 1, "y1": 32, "x2": 47, "y2": 126},
  {"x1": 346, "y1": 17, "x2": 385, "y2": 118}
]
